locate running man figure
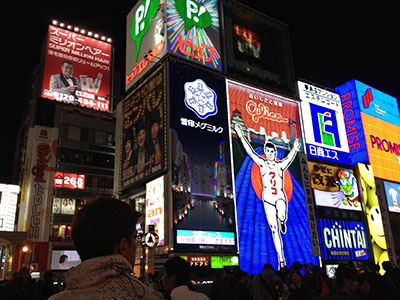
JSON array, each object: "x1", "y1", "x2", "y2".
[{"x1": 234, "y1": 124, "x2": 300, "y2": 269}]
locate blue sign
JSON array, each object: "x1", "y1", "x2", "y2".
[
  {"x1": 336, "y1": 79, "x2": 400, "y2": 126},
  {"x1": 384, "y1": 181, "x2": 400, "y2": 213},
  {"x1": 307, "y1": 144, "x2": 352, "y2": 164},
  {"x1": 310, "y1": 103, "x2": 341, "y2": 148},
  {"x1": 317, "y1": 218, "x2": 369, "y2": 261},
  {"x1": 335, "y1": 81, "x2": 370, "y2": 164}
]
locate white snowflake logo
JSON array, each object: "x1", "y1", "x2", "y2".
[{"x1": 184, "y1": 79, "x2": 217, "y2": 119}]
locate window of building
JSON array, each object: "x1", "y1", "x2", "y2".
[{"x1": 67, "y1": 126, "x2": 81, "y2": 140}]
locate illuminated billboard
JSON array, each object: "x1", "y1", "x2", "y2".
[
  {"x1": 222, "y1": 1, "x2": 296, "y2": 97},
  {"x1": 170, "y1": 62, "x2": 237, "y2": 253},
  {"x1": 361, "y1": 113, "x2": 400, "y2": 182},
  {"x1": 335, "y1": 79, "x2": 400, "y2": 167},
  {"x1": 0, "y1": 184, "x2": 20, "y2": 231},
  {"x1": 309, "y1": 162, "x2": 362, "y2": 211},
  {"x1": 317, "y1": 218, "x2": 369, "y2": 260},
  {"x1": 357, "y1": 164, "x2": 394, "y2": 271},
  {"x1": 126, "y1": 0, "x2": 167, "y2": 91},
  {"x1": 41, "y1": 25, "x2": 112, "y2": 111},
  {"x1": 17, "y1": 126, "x2": 58, "y2": 242},
  {"x1": 227, "y1": 79, "x2": 319, "y2": 274},
  {"x1": 54, "y1": 172, "x2": 85, "y2": 190},
  {"x1": 384, "y1": 181, "x2": 400, "y2": 213},
  {"x1": 166, "y1": 0, "x2": 222, "y2": 71},
  {"x1": 298, "y1": 81, "x2": 350, "y2": 164},
  {"x1": 336, "y1": 79, "x2": 400, "y2": 126},
  {"x1": 120, "y1": 65, "x2": 167, "y2": 190},
  {"x1": 146, "y1": 176, "x2": 165, "y2": 245}
]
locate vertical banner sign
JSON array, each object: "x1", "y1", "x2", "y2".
[
  {"x1": 298, "y1": 81, "x2": 350, "y2": 164},
  {"x1": 146, "y1": 176, "x2": 165, "y2": 246},
  {"x1": 227, "y1": 79, "x2": 319, "y2": 275},
  {"x1": 357, "y1": 164, "x2": 391, "y2": 273},
  {"x1": 167, "y1": 0, "x2": 222, "y2": 70},
  {"x1": 18, "y1": 126, "x2": 58, "y2": 242},
  {"x1": 126, "y1": 0, "x2": 167, "y2": 91},
  {"x1": 41, "y1": 25, "x2": 112, "y2": 111},
  {"x1": 309, "y1": 162, "x2": 362, "y2": 211},
  {"x1": 121, "y1": 65, "x2": 167, "y2": 190},
  {"x1": 170, "y1": 62, "x2": 237, "y2": 253}
]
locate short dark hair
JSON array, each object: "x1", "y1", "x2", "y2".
[
  {"x1": 71, "y1": 197, "x2": 141, "y2": 261},
  {"x1": 59, "y1": 254, "x2": 68, "y2": 263},
  {"x1": 264, "y1": 142, "x2": 276, "y2": 151},
  {"x1": 164, "y1": 256, "x2": 190, "y2": 287}
]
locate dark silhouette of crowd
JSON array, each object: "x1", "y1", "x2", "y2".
[
  {"x1": 0, "y1": 268, "x2": 61, "y2": 300},
  {"x1": 1, "y1": 259, "x2": 400, "y2": 300}
]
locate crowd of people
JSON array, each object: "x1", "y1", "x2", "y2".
[{"x1": 0, "y1": 197, "x2": 399, "y2": 300}]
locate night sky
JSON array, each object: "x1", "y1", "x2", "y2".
[{"x1": 2, "y1": 1, "x2": 398, "y2": 183}]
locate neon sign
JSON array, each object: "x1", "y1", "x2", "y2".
[
  {"x1": 54, "y1": 172, "x2": 85, "y2": 190},
  {"x1": 317, "y1": 218, "x2": 369, "y2": 260},
  {"x1": 184, "y1": 78, "x2": 217, "y2": 119}
]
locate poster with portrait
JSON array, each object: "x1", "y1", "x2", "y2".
[
  {"x1": 227, "y1": 79, "x2": 319, "y2": 275},
  {"x1": 41, "y1": 25, "x2": 112, "y2": 112},
  {"x1": 121, "y1": 65, "x2": 167, "y2": 189}
]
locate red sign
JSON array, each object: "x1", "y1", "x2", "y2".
[
  {"x1": 41, "y1": 25, "x2": 112, "y2": 112},
  {"x1": 54, "y1": 172, "x2": 85, "y2": 190},
  {"x1": 187, "y1": 256, "x2": 210, "y2": 267}
]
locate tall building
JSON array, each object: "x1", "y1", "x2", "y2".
[{"x1": 8, "y1": 23, "x2": 117, "y2": 276}]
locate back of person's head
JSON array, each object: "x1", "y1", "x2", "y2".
[
  {"x1": 263, "y1": 263, "x2": 274, "y2": 272},
  {"x1": 335, "y1": 263, "x2": 357, "y2": 288},
  {"x1": 164, "y1": 256, "x2": 190, "y2": 287},
  {"x1": 382, "y1": 261, "x2": 393, "y2": 272},
  {"x1": 71, "y1": 197, "x2": 141, "y2": 261}
]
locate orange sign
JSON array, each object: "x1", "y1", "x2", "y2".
[{"x1": 361, "y1": 112, "x2": 400, "y2": 181}]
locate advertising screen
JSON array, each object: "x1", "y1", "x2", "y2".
[
  {"x1": 41, "y1": 25, "x2": 112, "y2": 112},
  {"x1": 126, "y1": 0, "x2": 167, "y2": 91},
  {"x1": 384, "y1": 181, "x2": 400, "y2": 213},
  {"x1": 357, "y1": 164, "x2": 392, "y2": 271},
  {"x1": 121, "y1": 65, "x2": 167, "y2": 190},
  {"x1": 210, "y1": 256, "x2": 239, "y2": 269},
  {"x1": 227, "y1": 79, "x2": 319, "y2": 274},
  {"x1": 146, "y1": 176, "x2": 165, "y2": 246},
  {"x1": 51, "y1": 250, "x2": 81, "y2": 270},
  {"x1": 0, "y1": 184, "x2": 20, "y2": 231},
  {"x1": 298, "y1": 81, "x2": 350, "y2": 164},
  {"x1": 170, "y1": 62, "x2": 237, "y2": 253},
  {"x1": 361, "y1": 113, "x2": 400, "y2": 182},
  {"x1": 166, "y1": 0, "x2": 222, "y2": 71},
  {"x1": 54, "y1": 172, "x2": 85, "y2": 190},
  {"x1": 309, "y1": 162, "x2": 362, "y2": 211},
  {"x1": 317, "y1": 218, "x2": 369, "y2": 261},
  {"x1": 336, "y1": 79, "x2": 400, "y2": 126},
  {"x1": 223, "y1": 1, "x2": 296, "y2": 97}
]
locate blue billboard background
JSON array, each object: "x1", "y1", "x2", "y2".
[{"x1": 235, "y1": 146, "x2": 319, "y2": 275}]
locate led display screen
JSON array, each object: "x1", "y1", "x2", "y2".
[
  {"x1": 317, "y1": 218, "x2": 369, "y2": 261},
  {"x1": 166, "y1": 0, "x2": 222, "y2": 71},
  {"x1": 384, "y1": 181, "x2": 400, "y2": 213},
  {"x1": 54, "y1": 172, "x2": 85, "y2": 190},
  {"x1": 298, "y1": 81, "x2": 350, "y2": 164},
  {"x1": 41, "y1": 25, "x2": 112, "y2": 111},
  {"x1": 223, "y1": 1, "x2": 296, "y2": 97},
  {"x1": 357, "y1": 164, "x2": 390, "y2": 272},
  {"x1": 309, "y1": 162, "x2": 362, "y2": 211},
  {"x1": 125, "y1": 0, "x2": 167, "y2": 90},
  {"x1": 210, "y1": 256, "x2": 239, "y2": 269},
  {"x1": 227, "y1": 79, "x2": 319, "y2": 274},
  {"x1": 170, "y1": 62, "x2": 237, "y2": 253},
  {"x1": 360, "y1": 112, "x2": 400, "y2": 182},
  {"x1": 336, "y1": 79, "x2": 400, "y2": 126},
  {"x1": 121, "y1": 65, "x2": 167, "y2": 190}
]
